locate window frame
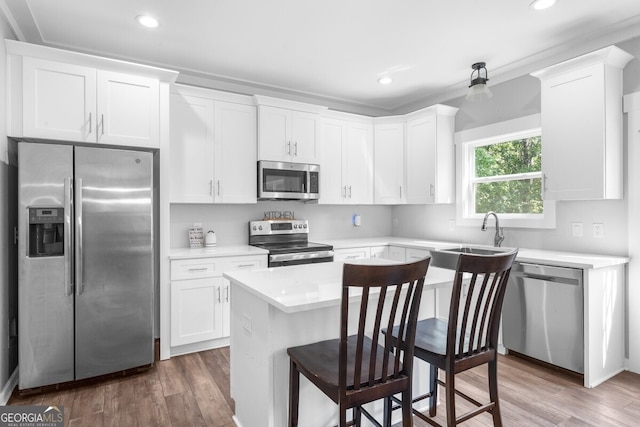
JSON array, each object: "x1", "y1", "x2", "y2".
[{"x1": 455, "y1": 114, "x2": 556, "y2": 229}]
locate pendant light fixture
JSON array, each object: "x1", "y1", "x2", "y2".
[{"x1": 466, "y1": 62, "x2": 493, "y2": 101}]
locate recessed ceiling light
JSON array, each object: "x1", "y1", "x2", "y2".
[
  {"x1": 377, "y1": 77, "x2": 393, "y2": 85},
  {"x1": 530, "y1": 0, "x2": 557, "y2": 10},
  {"x1": 136, "y1": 15, "x2": 159, "y2": 28}
]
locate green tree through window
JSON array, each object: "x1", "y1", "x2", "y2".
[{"x1": 473, "y1": 136, "x2": 543, "y2": 214}]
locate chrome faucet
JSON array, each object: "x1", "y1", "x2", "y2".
[{"x1": 481, "y1": 211, "x2": 504, "y2": 247}]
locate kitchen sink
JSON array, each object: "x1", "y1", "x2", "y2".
[
  {"x1": 442, "y1": 246, "x2": 508, "y2": 255},
  {"x1": 430, "y1": 245, "x2": 511, "y2": 270}
]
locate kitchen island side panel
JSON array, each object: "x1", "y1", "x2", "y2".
[
  {"x1": 584, "y1": 264, "x2": 626, "y2": 388},
  {"x1": 229, "y1": 276, "x2": 438, "y2": 427}
]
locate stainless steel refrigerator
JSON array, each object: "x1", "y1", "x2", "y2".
[{"x1": 18, "y1": 142, "x2": 154, "y2": 389}]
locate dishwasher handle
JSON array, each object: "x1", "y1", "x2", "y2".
[{"x1": 513, "y1": 262, "x2": 582, "y2": 285}]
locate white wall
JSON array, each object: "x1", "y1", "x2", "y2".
[
  {"x1": 394, "y1": 35, "x2": 640, "y2": 374},
  {"x1": 393, "y1": 36, "x2": 640, "y2": 257},
  {"x1": 170, "y1": 202, "x2": 392, "y2": 248},
  {"x1": 624, "y1": 92, "x2": 640, "y2": 372},
  {"x1": 0, "y1": 12, "x2": 18, "y2": 402}
]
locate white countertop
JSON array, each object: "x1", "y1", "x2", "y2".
[
  {"x1": 322, "y1": 237, "x2": 629, "y2": 270},
  {"x1": 224, "y1": 259, "x2": 454, "y2": 314},
  {"x1": 169, "y1": 245, "x2": 268, "y2": 260},
  {"x1": 168, "y1": 237, "x2": 629, "y2": 269}
]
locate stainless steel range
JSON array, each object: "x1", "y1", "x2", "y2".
[{"x1": 249, "y1": 219, "x2": 334, "y2": 267}]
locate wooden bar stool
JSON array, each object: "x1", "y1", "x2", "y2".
[
  {"x1": 287, "y1": 258, "x2": 430, "y2": 427},
  {"x1": 386, "y1": 249, "x2": 518, "y2": 426}
]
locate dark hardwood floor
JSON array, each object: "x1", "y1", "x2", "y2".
[{"x1": 7, "y1": 347, "x2": 640, "y2": 426}]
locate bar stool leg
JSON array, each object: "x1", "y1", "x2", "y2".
[
  {"x1": 488, "y1": 359, "x2": 503, "y2": 427},
  {"x1": 289, "y1": 359, "x2": 300, "y2": 427},
  {"x1": 429, "y1": 364, "x2": 438, "y2": 417}
]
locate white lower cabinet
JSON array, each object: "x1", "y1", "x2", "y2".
[
  {"x1": 171, "y1": 277, "x2": 224, "y2": 346},
  {"x1": 170, "y1": 255, "x2": 265, "y2": 351},
  {"x1": 405, "y1": 247, "x2": 430, "y2": 262},
  {"x1": 334, "y1": 247, "x2": 371, "y2": 261},
  {"x1": 385, "y1": 245, "x2": 406, "y2": 261},
  {"x1": 370, "y1": 246, "x2": 387, "y2": 258}
]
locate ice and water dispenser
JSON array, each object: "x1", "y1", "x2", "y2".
[{"x1": 28, "y1": 207, "x2": 64, "y2": 257}]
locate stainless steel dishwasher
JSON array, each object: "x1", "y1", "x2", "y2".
[{"x1": 502, "y1": 262, "x2": 584, "y2": 373}]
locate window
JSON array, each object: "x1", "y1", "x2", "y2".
[{"x1": 456, "y1": 115, "x2": 555, "y2": 229}]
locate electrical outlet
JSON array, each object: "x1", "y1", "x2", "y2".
[
  {"x1": 571, "y1": 222, "x2": 583, "y2": 237},
  {"x1": 593, "y1": 223, "x2": 604, "y2": 238}
]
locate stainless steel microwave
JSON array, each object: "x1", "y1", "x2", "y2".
[{"x1": 258, "y1": 160, "x2": 320, "y2": 201}]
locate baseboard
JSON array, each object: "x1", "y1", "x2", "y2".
[
  {"x1": 169, "y1": 337, "x2": 230, "y2": 358},
  {"x1": 0, "y1": 367, "x2": 19, "y2": 405}
]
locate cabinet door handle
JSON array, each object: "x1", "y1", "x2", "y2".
[
  {"x1": 88, "y1": 112, "x2": 92, "y2": 136},
  {"x1": 543, "y1": 174, "x2": 548, "y2": 193},
  {"x1": 348, "y1": 186, "x2": 352, "y2": 198},
  {"x1": 294, "y1": 142, "x2": 298, "y2": 156},
  {"x1": 217, "y1": 180, "x2": 221, "y2": 196},
  {"x1": 225, "y1": 286, "x2": 229, "y2": 302},
  {"x1": 209, "y1": 180, "x2": 213, "y2": 196},
  {"x1": 400, "y1": 186, "x2": 403, "y2": 198},
  {"x1": 217, "y1": 287, "x2": 221, "y2": 303},
  {"x1": 287, "y1": 141, "x2": 291, "y2": 155},
  {"x1": 430, "y1": 184, "x2": 435, "y2": 197},
  {"x1": 101, "y1": 114, "x2": 105, "y2": 135},
  {"x1": 343, "y1": 186, "x2": 347, "y2": 198}
]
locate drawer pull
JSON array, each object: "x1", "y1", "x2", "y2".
[
  {"x1": 187, "y1": 267, "x2": 209, "y2": 272},
  {"x1": 236, "y1": 264, "x2": 256, "y2": 268}
]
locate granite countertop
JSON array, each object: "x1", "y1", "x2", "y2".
[{"x1": 224, "y1": 259, "x2": 454, "y2": 313}]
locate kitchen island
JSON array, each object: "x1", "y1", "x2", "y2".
[{"x1": 224, "y1": 259, "x2": 454, "y2": 427}]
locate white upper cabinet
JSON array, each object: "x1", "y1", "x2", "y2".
[
  {"x1": 405, "y1": 105, "x2": 458, "y2": 204},
  {"x1": 255, "y1": 96, "x2": 326, "y2": 164},
  {"x1": 532, "y1": 45, "x2": 633, "y2": 200},
  {"x1": 320, "y1": 115, "x2": 373, "y2": 204},
  {"x1": 96, "y1": 70, "x2": 160, "y2": 147},
  {"x1": 170, "y1": 92, "x2": 215, "y2": 203},
  {"x1": 170, "y1": 86, "x2": 257, "y2": 204},
  {"x1": 346, "y1": 121, "x2": 374, "y2": 204},
  {"x1": 374, "y1": 121, "x2": 405, "y2": 204},
  {"x1": 214, "y1": 101, "x2": 257, "y2": 203},
  {"x1": 22, "y1": 58, "x2": 97, "y2": 142},
  {"x1": 7, "y1": 40, "x2": 177, "y2": 149},
  {"x1": 22, "y1": 57, "x2": 160, "y2": 148}
]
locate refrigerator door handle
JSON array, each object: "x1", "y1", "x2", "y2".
[
  {"x1": 75, "y1": 178, "x2": 84, "y2": 296},
  {"x1": 64, "y1": 178, "x2": 74, "y2": 296}
]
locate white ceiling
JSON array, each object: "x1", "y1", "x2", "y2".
[{"x1": 2, "y1": 0, "x2": 640, "y2": 116}]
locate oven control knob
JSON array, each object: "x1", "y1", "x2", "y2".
[
  {"x1": 258, "y1": 226, "x2": 263, "y2": 230},
  {"x1": 303, "y1": 224, "x2": 307, "y2": 229}
]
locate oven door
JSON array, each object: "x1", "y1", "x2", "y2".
[
  {"x1": 269, "y1": 250, "x2": 334, "y2": 267},
  {"x1": 258, "y1": 161, "x2": 319, "y2": 200}
]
